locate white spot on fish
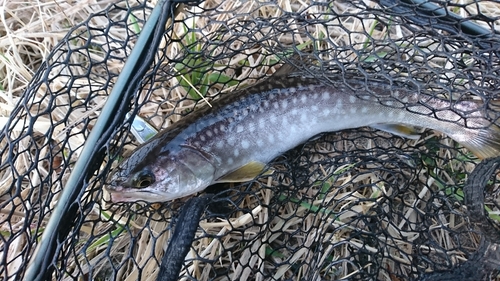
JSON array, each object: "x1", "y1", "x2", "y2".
[
  {"x1": 264, "y1": 101, "x2": 270, "y2": 108},
  {"x1": 241, "y1": 140, "x2": 250, "y2": 149},
  {"x1": 273, "y1": 102, "x2": 279, "y2": 109},
  {"x1": 256, "y1": 139, "x2": 264, "y2": 147},
  {"x1": 248, "y1": 123, "x2": 256, "y2": 132},
  {"x1": 288, "y1": 87, "x2": 296, "y2": 93},
  {"x1": 220, "y1": 124, "x2": 226, "y2": 132},
  {"x1": 388, "y1": 111, "x2": 394, "y2": 118},
  {"x1": 206, "y1": 130, "x2": 213, "y2": 137},
  {"x1": 350, "y1": 107, "x2": 357, "y2": 114},
  {"x1": 281, "y1": 100, "x2": 288, "y2": 109},
  {"x1": 213, "y1": 127, "x2": 218, "y2": 135},
  {"x1": 200, "y1": 135, "x2": 206, "y2": 142},
  {"x1": 227, "y1": 136, "x2": 235, "y2": 146},
  {"x1": 312, "y1": 92, "x2": 319, "y2": 100},
  {"x1": 241, "y1": 108, "x2": 249, "y2": 117},
  {"x1": 301, "y1": 94, "x2": 307, "y2": 103},
  {"x1": 291, "y1": 108, "x2": 299, "y2": 116},
  {"x1": 349, "y1": 96, "x2": 356, "y2": 103},
  {"x1": 322, "y1": 91, "x2": 330, "y2": 100},
  {"x1": 236, "y1": 125, "x2": 244, "y2": 133},
  {"x1": 300, "y1": 113, "x2": 308, "y2": 123},
  {"x1": 259, "y1": 122, "x2": 265, "y2": 129},
  {"x1": 385, "y1": 100, "x2": 394, "y2": 107},
  {"x1": 322, "y1": 108, "x2": 330, "y2": 116},
  {"x1": 216, "y1": 141, "x2": 224, "y2": 149},
  {"x1": 234, "y1": 149, "x2": 239, "y2": 157},
  {"x1": 361, "y1": 107, "x2": 368, "y2": 113},
  {"x1": 333, "y1": 100, "x2": 343, "y2": 114},
  {"x1": 270, "y1": 115, "x2": 277, "y2": 124},
  {"x1": 311, "y1": 105, "x2": 319, "y2": 112},
  {"x1": 398, "y1": 111, "x2": 406, "y2": 119},
  {"x1": 292, "y1": 97, "x2": 298, "y2": 104},
  {"x1": 268, "y1": 134, "x2": 275, "y2": 142},
  {"x1": 227, "y1": 157, "x2": 234, "y2": 165}
]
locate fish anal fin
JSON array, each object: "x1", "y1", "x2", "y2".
[
  {"x1": 488, "y1": 99, "x2": 500, "y2": 110},
  {"x1": 216, "y1": 161, "x2": 273, "y2": 183},
  {"x1": 371, "y1": 123, "x2": 422, "y2": 140}
]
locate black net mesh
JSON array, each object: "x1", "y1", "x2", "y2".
[{"x1": 2, "y1": 0, "x2": 500, "y2": 280}]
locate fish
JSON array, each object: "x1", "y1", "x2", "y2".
[{"x1": 106, "y1": 72, "x2": 500, "y2": 202}]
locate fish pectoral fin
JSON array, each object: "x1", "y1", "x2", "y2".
[
  {"x1": 370, "y1": 124, "x2": 422, "y2": 140},
  {"x1": 216, "y1": 161, "x2": 273, "y2": 183}
]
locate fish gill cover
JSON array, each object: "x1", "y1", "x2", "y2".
[{"x1": 1, "y1": 0, "x2": 500, "y2": 280}]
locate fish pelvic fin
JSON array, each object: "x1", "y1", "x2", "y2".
[
  {"x1": 216, "y1": 161, "x2": 274, "y2": 183},
  {"x1": 370, "y1": 124, "x2": 422, "y2": 140},
  {"x1": 460, "y1": 125, "x2": 500, "y2": 159}
]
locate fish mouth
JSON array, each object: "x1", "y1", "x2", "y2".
[
  {"x1": 105, "y1": 186, "x2": 164, "y2": 203},
  {"x1": 107, "y1": 191, "x2": 134, "y2": 202}
]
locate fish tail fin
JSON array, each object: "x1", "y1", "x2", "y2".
[{"x1": 459, "y1": 125, "x2": 500, "y2": 159}]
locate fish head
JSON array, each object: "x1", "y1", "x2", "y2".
[{"x1": 107, "y1": 143, "x2": 217, "y2": 203}]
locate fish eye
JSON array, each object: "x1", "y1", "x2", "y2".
[{"x1": 132, "y1": 170, "x2": 155, "y2": 188}]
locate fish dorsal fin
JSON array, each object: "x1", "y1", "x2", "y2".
[
  {"x1": 370, "y1": 124, "x2": 422, "y2": 140},
  {"x1": 216, "y1": 161, "x2": 273, "y2": 183},
  {"x1": 273, "y1": 63, "x2": 300, "y2": 77}
]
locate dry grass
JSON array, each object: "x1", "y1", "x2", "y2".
[{"x1": 1, "y1": 0, "x2": 500, "y2": 281}]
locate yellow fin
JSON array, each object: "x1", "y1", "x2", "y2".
[
  {"x1": 371, "y1": 124, "x2": 422, "y2": 140},
  {"x1": 216, "y1": 161, "x2": 273, "y2": 183},
  {"x1": 459, "y1": 125, "x2": 500, "y2": 159}
]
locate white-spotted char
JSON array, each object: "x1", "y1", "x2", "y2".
[{"x1": 107, "y1": 74, "x2": 500, "y2": 202}]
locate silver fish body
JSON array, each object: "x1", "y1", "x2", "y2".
[{"x1": 107, "y1": 75, "x2": 500, "y2": 202}]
